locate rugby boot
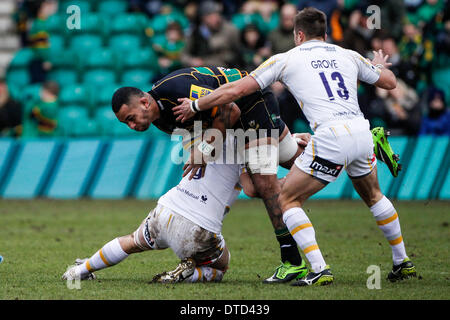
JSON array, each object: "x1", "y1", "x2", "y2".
[
  {"x1": 263, "y1": 260, "x2": 308, "y2": 284},
  {"x1": 291, "y1": 265, "x2": 334, "y2": 286},
  {"x1": 387, "y1": 258, "x2": 417, "y2": 282},
  {"x1": 152, "y1": 258, "x2": 196, "y2": 283},
  {"x1": 372, "y1": 127, "x2": 402, "y2": 177}
]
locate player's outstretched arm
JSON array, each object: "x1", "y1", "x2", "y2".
[
  {"x1": 174, "y1": 76, "x2": 261, "y2": 122},
  {"x1": 371, "y1": 49, "x2": 397, "y2": 90}
]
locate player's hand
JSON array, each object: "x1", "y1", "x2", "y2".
[
  {"x1": 292, "y1": 132, "x2": 311, "y2": 148},
  {"x1": 174, "y1": 98, "x2": 196, "y2": 123},
  {"x1": 183, "y1": 147, "x2": 207, "y2": 180},
  {"x1": 370, "y1": 49, "x2": 392, "y2": 69}
]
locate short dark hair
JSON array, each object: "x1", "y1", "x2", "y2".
[
  {"x1": 111, "y1": 86, "x2": 144, "y2": 113},
  {"x1": 42, "y1": 80, "x2": 60, "y2": 96},
  {"x1": 294, "y1": 7, "x2": 327, "y2": 39}
]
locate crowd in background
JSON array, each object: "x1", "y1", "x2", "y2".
[{"x1": 0, "y1": 0, "x2": 449, "y2": 138}]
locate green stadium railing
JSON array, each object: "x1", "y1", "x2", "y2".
[{"x1": 0, "y1": 135, "x2": 448, "y2": 200}]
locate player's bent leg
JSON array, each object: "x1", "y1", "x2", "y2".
[
  {"x1": 249, "y1": 172, "x2": 306, "y2": 283},
  {"x1": 62, "y1": 236, "x2": 130, "y2": 281},
  {"x1": 371, "y1": 127, "x2": 402, "y2": 177},
  {"x1": 246, "y1": 136, "x2": 306, "y2": 283},
  {"x1": 62, "y1": 218, "x2": 154, "y2": 281},
  {"x1": 278, "y1": 166, "x2": 334, "y2": 286},
  {"x1": 188, "y1": 246, "x2": 230, "y2": 283},
  {"x1": 351, "y1": 166, "x2": 416, "y2": 281}
]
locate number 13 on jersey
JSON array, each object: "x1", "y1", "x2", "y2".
[{"x1": 319, "y1": 71, "x2": 349, "y2": 101}]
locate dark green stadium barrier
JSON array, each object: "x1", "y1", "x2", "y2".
[
  {"x1": 44, "y1": 139, "x2": 104, "y2": 198},
  {"x1": 1, "y1": 139, "x2": 61, "y2": 198},
  {"x1": 0, "y1": 136, "x2": 449, "y2": 200},
  {"x1": 89, "y1": 138, "x2": 147, "y2": 198}
]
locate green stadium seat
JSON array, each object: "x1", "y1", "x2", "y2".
[
  {"x1": 58, "y1": 106, "x2": 89, "y2": 136},
  {"x1": 8, "y1": 48, "x2": 34, "y2": 70},
  {"x1": 121, "y1": 70, "x2": 154, "y2": 88},
  {"x1": 149, "y1": 12, "x2": 189, "y2": 35},
  {"x1": 64, "y1": 12, "x2": 107, "y2": 38},
  {"x1": 97, "y1": 0, "x2": 128, "y2": 15},
  {"x1": 94, "y1": 106, "x2": 117, "y2": 135},
  {"x1": 49, "y1": 34, "x2": 65, "y2": 52},
  {"x1": 59, "y1": 84, "x2": 89, "y2": 108},
  {"x1": 6, "y1": 69, "x2": 30, "y2": 88},
  {"x1": 83, "y1": 69, "x2": 116, "y2": 87},
  {"x1": 72, "y1": 118, "x2": 99, "y2": 137},
  {"x1": 47, "y1": 68, "x2": 78, "y2": 86},
  {"x1": 92, "y1": 83, "x2": 121, "y2": 110},
  {"x1": 119, "y1": 48, "x2": 158, "y2": 72},
  {"x1": 60, "y1": 0, "x2": 92, "y2": 13},
  {"x1": 48, "y1": 48, "x2": 79, "y2": 69},
  {"x1": 83, "y1": 48, "x2": 116, "y2": 70},
  {"x1": 109, "y1": 34, "x2": 141, "y2": 52},
  {"x1": 110, "y1": 13, "x2": 147, "y2": 35},
  {"x1": 69, "y1": 34, "x2": 103, "y2": 51},
  {"x1": 45, "y1": 14, "x2": 66, "y2": 35}
]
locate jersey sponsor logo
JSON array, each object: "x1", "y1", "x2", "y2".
[
  {"x1": 189, "y1": 85, "x2": 212, "y2": 100},
  {"x1": 309, "y1": 156, "x2": 343, "y2": 177}
]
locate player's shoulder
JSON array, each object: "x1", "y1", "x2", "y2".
[{"x1": 152, "y1": 68, "x2": 195, "y2": 90}]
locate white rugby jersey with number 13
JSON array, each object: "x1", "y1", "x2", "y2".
[{"x1": 250, "y1": 39, "x2": 381, "y2": 131}]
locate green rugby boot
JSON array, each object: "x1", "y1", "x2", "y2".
[
  {"x1": 387, "y1": 258, "x2": 417, "y2": 282},
  {"x1": 291, "y1": 265, "x2": 334, "y2": 286},
  {"x1": 371, "y1": 127, "x2": 402, "y2": 177},
  {"x1": 263, "y1": 260, "x2": 308, "y2": 284}
]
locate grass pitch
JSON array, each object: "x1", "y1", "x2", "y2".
[{"x1": 0, "y1": 199, "x2": 448, "y2": 300}]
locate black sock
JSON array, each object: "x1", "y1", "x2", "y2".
[{"x1": 275, "y1": 227, "x2": 302, "y2": 266}]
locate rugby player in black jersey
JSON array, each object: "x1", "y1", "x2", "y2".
[{"x1": 112, "y1": 66, "x2": 309, "y2": 283}]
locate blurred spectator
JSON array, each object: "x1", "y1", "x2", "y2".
[
  {"x1": 153, "y1": 22, "x2": 186, "y2": 75},
  {"x1": 407, "y1": 0, "x2": 446, "y2": 28},
  {"x1": 341, "y1": 9, "x2": 375, "y2": 55},
  {"x1": 239, "y1": 24, "x2": 269, "y2": 71},
  {"x1": 382, "y1": 36, "x2": 419, "y2": 89},
  {"x1": 181, "y1": 1, "x2": 241, "y2": 67},
  {"x1": 267, "y1": 3, "x2": 297, "y2": 54},
  {"x1": 14, "y1": 0, "x2": 44, "y2": 47},
  {"x1": 27, "y1": 0, "x2": 57, "y2": 83},
  {"x1": 419, "y1": 87, "x2": 450, "y2": 135},
  {"x1": 0, "y1": 79, "x2": 22, "y2": 136},
  {"x1": 21, "y1": 81, "x2": 60, "y2": 137},
  {"x1": 375, "y1": 79, "x2": 422, "y2": 135},
  {"x1": 373, "y1": 0, "x2": 406, "y2": 41}
]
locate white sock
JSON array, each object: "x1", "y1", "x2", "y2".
[
  {"x1": 77, "y1": 238, "x2": 129, "y2": 277},
  {"x1": 188, "y1": 267, "x2": 225, "y2": 283},
  {"x1": 370, "y1": 196, "x2": 408, "y2": 265},
  {"x1": 283, "y1": 207, "x2": 327, "y2": 273}
]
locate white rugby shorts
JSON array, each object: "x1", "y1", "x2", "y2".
[
  {"x1": 142, "y1": 204, "x2": 225, "y2": 266},
  {"x1": 295, "y1": 118, "x2": 377, "y2": 184}
]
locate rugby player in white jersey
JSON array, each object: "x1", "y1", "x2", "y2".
[
  {"x1": 62, "y1": 133, "x2": 311, "y2": 283},
  {"x1": 173, "y1": 7, "x2": 416, "y2": 286}
]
